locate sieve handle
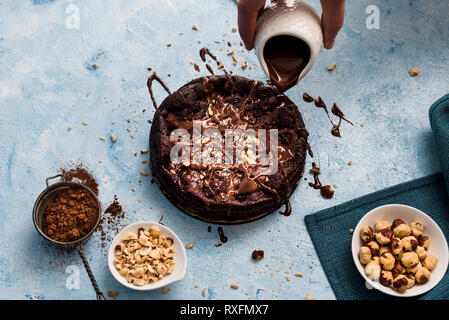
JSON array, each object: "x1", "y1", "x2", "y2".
[
  {"x1": 45, "y1": 174, "x2": 63, "y2": 187},
  {"x1": 76, "y1": 244, "x2": 107, "y2": 300}
]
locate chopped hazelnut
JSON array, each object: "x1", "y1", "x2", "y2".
[{"x1": 409, "y1": 66, "x2": 420, "y2": 77}]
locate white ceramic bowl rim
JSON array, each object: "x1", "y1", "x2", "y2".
[{"x1": 108, "y1": 221, "x2": 187, "y2": 291}]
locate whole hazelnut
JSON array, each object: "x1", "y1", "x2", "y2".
[
  {"x1": 359, "y1": 246, "x2": 372, "y2": 265},
  {"x1": 392, "y1": 218, "x2": 406, "y2": 229},
  {"x1": 410, "y1": 221, "x2": 424, "y2": 237},
  {"x1": 401, "y1": 252, "x2": 419, "y2": 268},
  {"x1": 406, "y1": 261, "x2": 422, "y2": 274},
  {"x1": 417, "y1": 235, "x2": 430, "y2": 251},
  {"x1": 392, "y1": 219, "x2": 411, "y2": 238},
  {"x1": 389, "y1": 237, "x2": 403, "y2": 255},
  {"x1": 415, "y1": 267, "x2": 431, "y2": 284},
  {"x1": 380, "y1": 270, "x2": 393, "y2": 287},
  {"x1": 359, "y1": 226, "x2": 374, "y2": 243},
  {"x1": 375, "y1": 228, "x2": 393, "y2": 245},
  {"x1": 375, "y1": 220, "x2": 391, "y2": 232},
  {"x1": 401, "y1": 236, "x2": 418, "y2": 252},
  {"x1": 406, "y1": 273, "x2": 415, "y2": 289},
  {"x1": 392, "y1": 275, "x2": 409, "y2": 292},
  {"x1": 365, "y1": 241, "x2": 380, "y2": 257},
  {"x1": 364, "y1": 261, "x2": 381, "y2": 280},
  {"x1": 379, "y1": 246, "x2": 391, "y2": 256},
  {"x1": 392, "y1": 261, "x2": 405, "y2": 277},
  {"x1": 415, "y1": 246, "x2": 427, "y2": 260},
  {"x1": 422, "y1": 255, "x2": 438, "y2": 271},
  {"x1": 380, "y1": 253, "x2": 395, "y2": 271}
]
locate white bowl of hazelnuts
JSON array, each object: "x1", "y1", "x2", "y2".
[{"x1": 352, "y1": 204, "x2": 448, "y2": 297}]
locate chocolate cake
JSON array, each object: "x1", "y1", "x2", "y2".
[{"x1": 149, "y1": 75, "x2": 308, "y2": 223}]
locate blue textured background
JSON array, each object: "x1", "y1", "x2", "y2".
[{"x1": 0, "y1": 0, "x2": 448, "y2": 300}]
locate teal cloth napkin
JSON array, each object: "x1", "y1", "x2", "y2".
[{"x1": 304, "y1": 94, "x2": 449, "y2": 300}]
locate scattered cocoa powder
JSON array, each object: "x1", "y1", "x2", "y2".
[
  {"x1": 44, "y1": 188, "x2": 99, "y2": 242},
  {"x1": 60, "y1": 165, "x2": 99, "y2": 195},
  {"x1": 97, "y1": 195, "x2": 126, "y2": 248}
]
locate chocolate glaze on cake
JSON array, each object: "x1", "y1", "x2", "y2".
[{"x1": 149, "y1": 75, "x2": 308, "y2": 223}]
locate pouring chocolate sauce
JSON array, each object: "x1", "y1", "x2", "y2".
[{"x1": 263, "y1": 35, "x2": 310, "y2": 92}]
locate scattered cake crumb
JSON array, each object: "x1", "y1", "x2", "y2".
[
  {"x1": 110, "y1": 134, "x2": 117, "y2": 143},
  {"x1": 231, "y1": 282, "x2": 239, "y2": 289},
  {"x1": 327, "y1": 63, "x2": 337, "y2": 71},
  {"x1": 185, "y1": 241, "x2": 194, "y2": 249},
  {"x1": 305, "y1": 294, "x2": 313, "y2": 300},
  {"x1": 107, "y1": 290, "x2": 119, "y2": 297},
  {"x1": 162, "y1": 287, "x2": 171, "y2": 294},
  {"x1": 294, "y1": 272, "x2": 303, "y2": 277},
  {"x1": 192, "y1": 25, "x2": 198, "y2": 31},
  {"x1": 409, "y1": 66, "x2": 420, "y2": 77}
]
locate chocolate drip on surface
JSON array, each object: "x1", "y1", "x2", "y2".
[
  {"x1": 217, "y1": 227, "x2": 228, "y2": 243},
  {"x1": 303, "y1": 92, "x2": 315, "y2": 103},
  {"x1": 206, "y1": 64, "x2": 214, "y2": 75},
  {"x1": 331, "y1": 103, "x2": 353, "y2": 125},
  {"x1": 306, "y1": 143, "x2": 314, "y2": 158},
  {"x1": 147, "y1": 71, "x2": 171, "y2": 110},
  {"x1": 279, "y1": 200, "x2": 292, "y2": 216},
  {"x1": 303, "y1": 93, "x2": 353, "y2": 138},
  {"x1": 308, "y1": 162, "x2": 334, "y2": 199},
  {"x1": 314, "y1": 96, "x2": 330, "y2": 118},
  {"x1": 200, "y1": 48, "x2": 230, "y2": 78},
  {"x1": 331, "y1": 118, "x2": 342, "y2": 138}
]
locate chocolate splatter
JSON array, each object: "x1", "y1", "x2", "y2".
[
  {"x1": 308, "y1": 163, "x2": 334, "y2": 199},
  {"x1": 302, "y1": 92, "x2": 315, "y2": 103},
  {"x1": 279, "y1": 200, "x2": 292, "y2": 216},
  {"x1": 146, "y1": 70, "x2": 171, "y2": 110},
  {"x1": 217, "y1": 227, "x2": 228, "y2": 243}
]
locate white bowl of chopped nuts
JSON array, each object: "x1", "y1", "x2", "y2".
[
  {"x1": 108, "y1": 221, "x2": 187, "y2": 291},
  {"x1": 352, "y1": 204, "x2": 448, "y2": 297}
]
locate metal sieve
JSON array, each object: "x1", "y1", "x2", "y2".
[{"x1": 33, "y1": 174, "x2": 106, "y2": 300}]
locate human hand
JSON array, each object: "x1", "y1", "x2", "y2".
[{"x1": 237, "y1": 0, "x2": 345, "y2": 50}]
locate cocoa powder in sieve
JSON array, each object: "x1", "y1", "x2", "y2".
[{"x1": 44, "y1": 188, "x2": 99, "y2": 242}]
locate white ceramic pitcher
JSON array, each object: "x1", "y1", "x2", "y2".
[{"x1": 254, "y1": 0, "x2": 323, "y2": 84}]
